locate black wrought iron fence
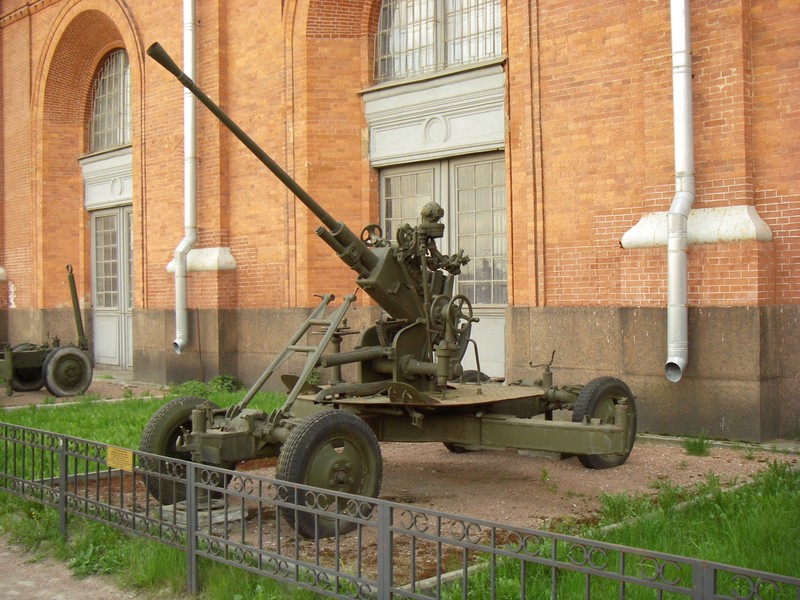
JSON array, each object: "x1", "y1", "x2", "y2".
[{"x1": 0, "y1": 421, "x2": 798, "y2": 599}]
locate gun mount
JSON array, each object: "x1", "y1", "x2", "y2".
[
  {"x1": 0, "y1": 265, "x2": 93, "y2": 397},
  {"x1": 140, "y1": 43, "x2": 638, "y2": 539}
]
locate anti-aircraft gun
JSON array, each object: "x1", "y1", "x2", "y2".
[{"x1": 140, "y1": 43, "x2": 638, "y2": 539}]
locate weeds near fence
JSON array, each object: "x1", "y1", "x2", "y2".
[
  {"x1": 682, "y1": 431, "x2": 712, "y2": 456},
  {"x1": 439, "y1": 461, "x2": 799, "y2": 600},
  {"x1": 593, "y1": 461, "x2": 800, "y2": 578}
]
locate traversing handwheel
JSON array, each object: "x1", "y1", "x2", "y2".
[
  {"x1": 571, "y1": 377, "x2": 637, "y2": 469},
  {"x1": 276, "y1": 410, "x2": 382, "y2": 538},
  {"x1": 446, "y1": 294, "x2": 474, "y2": 334},
  {"x1": 359, "y1": 223, "x2": 383, "y2": 247}
]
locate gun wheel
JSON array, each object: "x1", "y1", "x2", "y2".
[
  {"x1": 443, "y1": 443, "x2": 471, "y2": 453},
  {"x1": 571, "y1": 377, "x2": 637, "y2": 469},
  {"x1": 277, "y1": 410, "x2": 382, "y2": 539},
  {"x1": 42, "y1": 346, "x2": 92, "y2": 397},
  {"x1": 139, "y1": 396, "x2": 232, "y2": 505},
  {"x1": 10, "y1": 343, "x2": 44, "y2": 392}
]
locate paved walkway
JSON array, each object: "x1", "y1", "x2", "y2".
[
  {"x1": 0, "y1": 538, "x2": 139, "y2": 599},
  {"x1": 0, "y1": 374, "x2": 169, "y2": 599}
]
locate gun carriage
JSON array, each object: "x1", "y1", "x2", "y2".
[
  {"x1": 0, "y1": 265, "x2": 93, "y2": 398},
  {"x1": 141, "y1": 43, "x2": 637, "y2": 539}
]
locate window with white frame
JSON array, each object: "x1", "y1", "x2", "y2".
[
  {"x1": 453, "y1": 159, "x2": 506, "y2": 304},
  {"x1": 89, "y1": 50, "x2": 131, "y2": 153},
  {"x1": 380, "y1": 155, "x2": 506, "y2": 306},
  {"x1": 375, "y1": 0, "x2": 502, "y2": 83},
  {"x1": 382, "y1": 167, "x2": 435, "y2": 240}
]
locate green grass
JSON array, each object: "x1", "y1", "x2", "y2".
[
  {"x1": 682, "y1": 430, "x2": 712, "y2": 456},
  {"x1": 0, "y1": 494, "x2": 309, "y2": 598},
  {"x1": 441, "y1": 461, "x2": 799, "y2": 599},
  {"x1": 594, "y1": 461, "x2": 800, "y2": 576},
  {"x1": 0, "y1": 383, "x2": 301, "y2": 598},
  {"x1": 0, "y1": 388, "x2": 284, "y2": 449}
]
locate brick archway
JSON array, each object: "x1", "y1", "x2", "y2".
[
  {"x1": 32, "y1": 3, "x2": 142, "y2": 310},
  {"x1": 280, "y1": 0, "x2": 384, "y2": 305}
]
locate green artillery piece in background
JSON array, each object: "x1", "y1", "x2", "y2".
[
  {"x1": 0, "y1": 264, "x2": 93, "y2": 398},
  {"x1": 141, "y1": 43, "x2": 638, "y2": 539}
]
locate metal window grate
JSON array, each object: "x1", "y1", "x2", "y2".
[
  {"x1": 375, "y1": 0, "x2": 501, "y2": 83},
  {"x1": 445, "y1": 0, "x2": 502, "y2": 68},
  {"x1": 89, "y1": 50, "x2": 131, "y2": 153}
]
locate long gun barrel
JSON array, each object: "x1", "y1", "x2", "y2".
[{"x1": 147, "y1": 42, "x2": 377, "y2": 278}]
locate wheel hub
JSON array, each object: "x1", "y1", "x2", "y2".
[
  {"x1": 329, "y1": 461, "x2": 354, "y2": 489},
  {"x1": 55, "y1": 360, "x2": 81, "y2": 385}
]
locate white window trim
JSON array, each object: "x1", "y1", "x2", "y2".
[
  {"x1": 79, "y1": 147, "x2": 133, "y2": 211},
  {"x1": 364, "y1": 65, "x2": 505, "y2": 167}
]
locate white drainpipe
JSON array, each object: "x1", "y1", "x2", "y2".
[
  {"x1": 665, "y1": 0, "x2": 695, "y2": 382},
  {"x1": 173, "y1": 0, "x2": 197, "y2": 354}
]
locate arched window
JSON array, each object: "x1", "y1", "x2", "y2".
[
  {"x1": 88, "y1": 49, "x2": 131, "y2": 153},
  {"x1": 375, "y1": 0, "x2": 501, "y2": 83}
]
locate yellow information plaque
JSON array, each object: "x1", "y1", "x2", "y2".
[{"x1": 106, "y1": 446, "x2": 134, "y2": 472}]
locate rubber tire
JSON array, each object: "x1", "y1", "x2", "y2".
[
  {"x1": 443, "y1": 443, "x2": 471, "y2": 453},
  {"x1": 451, "y1": 370, "x2": 491, "y2": 384},
  {"x1": 571, "y1": 376, "x2": 637, "y2": 469},
  {"x1": 276, "y1": 410, "x2": 382, "y2": 539},
  {"x1": 139, "y1": 396, "x2": 232, "y2": 505},
  {"x1": 10, "y1": 343, "x2": 44, "y2": 392},
  {"x1": 42, "y1": 346, "x2": 93, "y2": 397}
]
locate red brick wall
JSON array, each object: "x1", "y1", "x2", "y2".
[
  {"x1": 1, "y1": 5, "x2": 32, "y2": 310},
  {"x1": 507, "y1": 0, "x2": 799, "y2": 309},
  {"x1": 751, "y1": 0, "x2": 800, "y2": 300},
  {"x1": 1, "y1": 0, "x2": 798, "y2": 320}
]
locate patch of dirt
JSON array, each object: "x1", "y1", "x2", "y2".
[
  {"x1": 0, "y1": 377, "x2": 164, "y2": 408},
  {"x1": 231, "y1": 439, "x2": 797, "y2": 587},
  {"x1": 379, "y1": 441, "x2": 793, "y2": 529},
  {"x1": 244, "y1": 439, "x2": 796, "y2": 532},
  {"x1": 0, "y1": 537, "x2": 143, "y2": 599}
]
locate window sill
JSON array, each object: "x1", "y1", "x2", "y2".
[
  {"x1": 78, "y1": 145, "x2": 133, "y2": 165},
  {"x1": 361, "y1": 56, "x2": 507, "y2": 96}
]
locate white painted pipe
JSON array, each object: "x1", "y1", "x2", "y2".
[
  {"x1": 665, "y1": 0, "x2": 695, "y2": 382},
  {"x1": 173, "y1": 0, "x2": 197, "y2": 354}
]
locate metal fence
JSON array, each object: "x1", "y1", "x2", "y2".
[{"x1": 0, "y1": 421, "x2": 798, "y2": 599}]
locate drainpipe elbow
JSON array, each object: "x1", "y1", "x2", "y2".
[
  {"x1": 175, "y1": 228, "x2": 197, "y2": 256},
  {"x1": 668, "y1": 189, "x2": 694, "y2": 218},
  {"x1": 665, "y1": 355, "x2": 687, "y2": 383}
]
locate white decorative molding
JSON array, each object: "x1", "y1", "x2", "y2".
[
  {"x1": 620, "y1": 205, "x2": 773, "y2": 249},
  {"x1": 79, "y1": 147, "x2": 133, "y2": 210},
  {"x1": 166, "y1": 247, "x2": 237, "y2": 273},
  {"x1": 363, "y1": 65, "x2": 505, "y2": 167},
  {"x1": 423, "y1": 116, "x2": 450, "y2": 144}
]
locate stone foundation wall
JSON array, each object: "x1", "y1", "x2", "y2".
[{"x1": 507, "y1": 305, "x2": 800, "y2": 442}]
